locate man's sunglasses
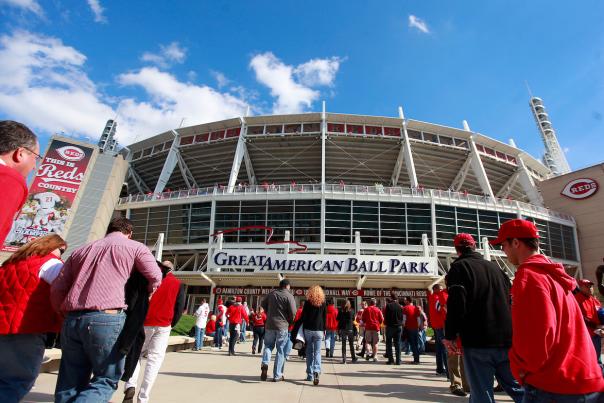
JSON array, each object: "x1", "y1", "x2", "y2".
[{"x1": 24, "y1": 147, "x2": 43, "y2": 161}]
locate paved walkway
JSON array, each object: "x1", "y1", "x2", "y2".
[{"x1": 25, "y1": 342, "x2": 514, "y2": 402}]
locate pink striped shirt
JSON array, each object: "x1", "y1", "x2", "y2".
[{"x1": 50, "y1": 232, "x2": 162, "y2": 312}]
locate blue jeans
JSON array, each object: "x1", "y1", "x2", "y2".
[
  {"x1": 419, "y1": 329, "x2": 427, "y2": 353},
  {"x1": 214, "y1": 325, "x2": 223, "y2": 348},
  {"x1": 0, "y1": 333, "x2": 46, "y2": 402},
  {"x1": 463, "y1": 347, "x2": 524, "y2": 403},
  {"x1": 55, "y1": 311, "x2": 126, "y2": 403},
  {"x1": 434, "y1": 328, "x2": 448, "y2": 374},
  {"x1": 284, "y1": 331, "x2": 293, "y2": 359},
  {"x1": 304, "y1": 330, "x2": 324, "y2": 376},
  {"x1": 325, "y1": 330, "x2": 336, "y2": 354},
  {"x1": 240, "y1": 321, "x2": 247, "y2": 342},
  {"x1": 522, "y1": 384, "x2": 602, "y2": 402},
  {"x1": 262, "y1": 329, "x2": 289, "y2": 380},
  {"x1": 407, "y1": 329, "x2": 420, "y2": 362},
  {"x1": 592, "y1": 335, "x2": 602, "y2": 365},
  {"x1": 195, "y1": 326, "x2": 206, "y2": 349}
]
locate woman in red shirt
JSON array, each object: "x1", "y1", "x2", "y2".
[
  {"x1": 0, "y1": 234, "x2": 66, "y2": 401},
  {"x1": 251, "y1": 307, "x2": 267, "y2": 355}
]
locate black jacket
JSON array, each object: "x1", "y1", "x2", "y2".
[
  {"x1": 444, "y1": 251, "x2": 513, "y2": 348},
  {"x1": 336, "y1": 309, "x2": 354, "y2": 331},
  {"x1": 301, "y1": 302, "x2": 326, "y2": 331},
  {"x1": 384, "y1": 301, "x2": 404, "y2": 327}
]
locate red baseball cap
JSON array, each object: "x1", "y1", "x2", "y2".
[
  {"x1": 454, "y1": 233, "x2": 476, "y2": 247},
  {"x1": 490, "y1": 219, "x2": 540, "y2": 245},
  {"x1": 578, "y1": 279, "x2": 594, "y2": 287},
  {"x1": 235, "y1": 296, "x2": 243, "y2": 302}
]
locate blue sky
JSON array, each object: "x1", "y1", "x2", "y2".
[{"x1": 1, "y1": 0, "x2": 603, "y2": 170}]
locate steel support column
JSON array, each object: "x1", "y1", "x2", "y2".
[
  {"x1": 463, "y1": 120, "x2": 494, "y2": 198},
  {"x1": 516, "y1": 154, "x2": 544, "y2": 206},
  {"x1": 392, "y1": 107, "x2": 418, "y2": 187},
  {"x1": 128, "y1": 166, "x2": 151, "y2": 194}
]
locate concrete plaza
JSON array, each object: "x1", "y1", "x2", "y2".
[{"x1": 24, "y1": 342, "x2": 514, "y2": 403}]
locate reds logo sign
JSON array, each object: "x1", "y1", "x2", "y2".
[
  {"x1": 56, "y1": 146, "x2": 86, "y2": 161},
  {"x1": 561, "y1": 178, "x2": 599, "y2": 200}
]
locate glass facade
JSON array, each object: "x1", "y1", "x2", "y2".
[{"x1": 127, "y1": 198, "x2": 577, "y2": 262}]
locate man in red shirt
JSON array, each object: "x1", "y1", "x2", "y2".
[
  {"x1": 0, "y1": 121, "x2": 39, "y2": 245},
  {"x1": 574, "y1": 279, "x2": 603, "y2": 365},
  {"x1": 123, "y1": 261, "x2": 185, "y2": 403},
  {"x1": 402, "y1": 297, "x2": 421, "y2": 364},
  {"x1": 493, "y1": 219, "x2": 604, "y2": 401},
  {"x1": 428, "y1": 284, "x2": 448, "y2": 375},
  {"x1": 226, "y1": 296, "x2": 249, "y2": 356},
  {"x1": 361, "y1": 298, "x2": 383, "y2": 361}
]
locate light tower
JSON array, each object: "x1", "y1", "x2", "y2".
[
  {"x1": 98, "y1": 119, "x2": 118, "y2": 154},
  {"x1": 529, "y1": 97, "x2": 570, "y2": 176}
]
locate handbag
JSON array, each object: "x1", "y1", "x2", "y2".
[{"x1": 290, "y1": 319, "x2": 305, "y2": 350}]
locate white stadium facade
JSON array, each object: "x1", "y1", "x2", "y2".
[{"x1": 115, "y1": 107, "x2": 580, "y2": 310}]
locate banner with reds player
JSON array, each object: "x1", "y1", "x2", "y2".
[{"x1": 2, "y1": 139, "x2": 95, "y2": 252}]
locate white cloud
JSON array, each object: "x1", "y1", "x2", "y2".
[
  {"x1": 141, "y1": 42, "x2": 187, "y2": 68},
  {"x1": 86, "y1": 0, "x2": 106, "y2": 23},
  {"x1": 250, "y1": 52, "x2": 341, "y2": 114},
  {"x1": 408, "y1": 15, "x2": 430, "y2": 34},
  {"x1": 0, "y1": 0, "x2": 43, "y2": 15},
  {"x1": 0, "y1": 31, "x2": 249, "y2": 145},
  {"x1": 211, "y1": 70, "x2": 230, "y2": 88}
]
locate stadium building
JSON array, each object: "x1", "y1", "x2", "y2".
[{"x1": 115, "y1": 106, "x2": 580, "y2": 310}]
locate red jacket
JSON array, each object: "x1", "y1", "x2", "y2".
[
  {"x1": 206, "y1": 319, "x2": 216, "y2": 334},
  {"x1": 0, "y1": 164, "x2": 28, "y2": 245},
  {"x1": 252, "y1": 312, "x2": 267, "y2": 327},
  {"x1": 0, "y1": 254, "x2": 63, "y2": 334},
  {"x1": 510, "y1": 254, "x2": 604, "y2": 394},
  {"x1": 361, "y1": 305, "x2": 383, "y2": 331},
  {"x1": 575, "y1": 292, "x2": 602, "y2": 332},
  {"x1": 226, "y1": 303, "x2": 249, "y2": 325},
  {"x1": 428, "y1": 290, "x2": 448, "y2": 329},
  {"x1": 403, "y1": 304, "x2": 420, "y2": 330},
  {"x1": 144, "y1": 272, "x2": 181, "y2": 327},
  {"x1": 289, "y1": 306, "x2": 303, "y2": 331},
  {"x1": 326, "y1": 304, "x2": 339, "y2": 331}
]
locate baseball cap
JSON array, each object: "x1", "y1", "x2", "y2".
[
  {"x1": 235, "y1": 296, "x2": 242, "y2": 302},
  {"x1": 490, "y1": 219, "x2": 540, "y2": 245},
  {"x1": 578, "y1": 279, "x2": 594, "y2": 287},
  {"x1": 453, "y1": 233, "x2": 476, "y2": 247}
]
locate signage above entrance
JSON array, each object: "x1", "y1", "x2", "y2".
[
  {"x1": 208, "y1": 249, "x2": 437, "y2": 276},
  {"x1": 561, "y1": 178, "x2": 599, "y2": 200}
]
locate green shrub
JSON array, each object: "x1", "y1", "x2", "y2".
[{"x1": 171, "y1": 314, "x2": 195, "y2": 336}]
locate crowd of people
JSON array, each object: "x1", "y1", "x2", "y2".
[{"x1": 0, "y1": 120, "x2": 604, "y2": 402}]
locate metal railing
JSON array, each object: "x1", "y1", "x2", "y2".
[{"x1": 118, "y1": 183, "x2": 574, "y2": 223}]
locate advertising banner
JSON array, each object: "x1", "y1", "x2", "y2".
[
  {"x1": 213, "y1": 287, "x2": 365, "y2": 297},
  {"x1": 2, "y1": 139, "x2": 95, "y2": 252},
  {"x1": 209, "y1": 249, "x2": 437, "y2": 276}
]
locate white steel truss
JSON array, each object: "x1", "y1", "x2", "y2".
[
  {"x1": 391, "y1": 106, "x2": 418, "y2": 187},
  {"x1": 463, "y1": 120, "x2": 495, "y2": 198}
]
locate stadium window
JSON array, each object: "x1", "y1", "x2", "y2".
[
  {"x1": 477, "y1": 210, "x2": 499, "y2": 242},
  {"x1": 454, "y1": 138, "x2": 468, "y2": 148},
  {"x1": 507, "y1": 155, "x2": 517, "y2": 165},
  {"x1": 561, "y1": 225, "x2": 577, "y2": 261},
  {"x1": 189, "y1": 202, "x2": 211, "y2": 243},
  {"x1": 294, "y1": 200, "x2": 321, "y2": 243},
  {"x1": 327, "y1": 123, "x2": 345, "y2": 133},
  {"x1": 476, "y1": 144, "x2": 485, "y2": 153},
  {"x1": 132, "y1": 151, "x2": 142, "y2": 160},
  {"x1": 384, "y1": 127, "x2": 401, "y2": 137},
  {"x1": 484, "y1": 147, "x2": 496, "y2": 156},
  {"x1": 422, "y1": 133, "x2": 437, "y2": 143},
  {"x1": 456, "y1": 207, "x2": 479, "y2": 242},
  {"x1": 180, "y1": 136, "x2": 194, "y2": 146},
  {"x1": 266, "y1": 125, "x2": 282, "y2": 134},
  {"x1": 147, "y1": 206, "x2": 169, "y2": 244},
  {"x1": 267, "y1": 200, "x2": 293, "y2": 240},
  {"x1": 142, "y1": 147, "x2": 153, "y2": 157},
  {"x1": 496, "y1": 151, "x2": 506, "y2": 160},
  {"x1": 210, "y1": 131, "x2": 225, "y2": 141},
  {"x1": 365, "y1": 126, "x2": 382, "y2": 136},
  {"x1": 406, "y1": 203, "x2": 432, "y2": 245},
  {"x1": 326, "y1": 200, "x2": 351, "y2": 243},
  {"x1": 353, "y1": 201, "x2": 379, "y2": 243},
  {"x1": 130, "y1": 208, "x2": 149, "y2": 244},
  {"x1": 285, "y1": 124, "x2": 302, "y2": 133},
  {"x1": 215, "y1": 201, "x2": 240, "y2": 242},
  {"x1": 407, "y1": 130, "x2": 422, "y2": 140},
  {"x1": 547, "y1": 222, "x2": 563, "y2": 259},
  {"x1": 239, "y1": 201, "x2": 267, "y2": 242},
  {"x1": 248, "y1": 126, "x2": 265, "y2": 135},
  {"x1": 380, "y1": 202, "x2": 406, "y2": 244},
  {"x1": 303, "y1": 123, "x2": 321, "y2": 133},
  {"x1": 439, "y1": 136, "x2": 454, "y2": 146},
  {"x1": 347, "y1": 124, "x2": 364, "y2": 134},
  {"x1": 225, "y1": 128, "x2": 241, "y2": 138},
  {"x1": 167, "y1": 204, "x2": 191, "y2": 244},
  {"x1": 435, "y1": 205, "x2": 456, "y2": 247},
  {"x1": 195, "y1": 133, "x2": 210, "y2": 143}
]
